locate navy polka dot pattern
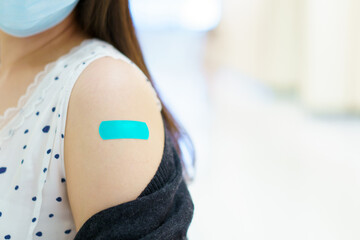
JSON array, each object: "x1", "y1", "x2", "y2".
[
  {"x1": 0, "y1": 38, "x2": 162, "y2": 239},
  {"x1": 42, "y1": 125, "x2": 50, "y2": 133},
  {"x1": 0, "y1": 167, "x2": 6, "y2": 174}
]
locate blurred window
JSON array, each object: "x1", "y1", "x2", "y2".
[{"x1": 130, "y1": 0, "x2": 222, "y2": 31}]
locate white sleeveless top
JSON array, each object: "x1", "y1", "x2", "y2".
[{"x1": 0, "y1": 38, "x2": 162, "y2": 239}]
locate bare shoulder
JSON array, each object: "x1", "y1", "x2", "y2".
[{"x1": 63, "y1": 56, "x2": 165, "y2": 232}]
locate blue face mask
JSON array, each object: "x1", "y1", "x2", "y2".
[{"x1": 0, "y1": 0, "x2": 80, "y2": 38}]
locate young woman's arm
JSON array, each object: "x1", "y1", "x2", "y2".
[{"x1": 64, "y1": 56, "x2": 166, "y2": 232}]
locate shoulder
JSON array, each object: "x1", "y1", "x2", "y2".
[{"x1": 63, "y1": 56, "x2": 165, "y2": 232}]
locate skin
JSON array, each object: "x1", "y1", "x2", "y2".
[
  {"x1": 0, "y1": 10, "x2": 90, "y2": 115},
  {"x1": 0, "y1": 9, "x2": 165, "y2": 232}
]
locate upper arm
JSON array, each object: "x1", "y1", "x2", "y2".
[{"x1": 63, "y1": 56, "x2": 165, "y2": 232}]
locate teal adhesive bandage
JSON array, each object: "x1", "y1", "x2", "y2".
[{"x1": 99, "y1": 120, "x2": 149, "y2": 140}]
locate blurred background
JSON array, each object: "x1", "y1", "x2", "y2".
[{"x1": 130, "y1": 0, "x2": 360, "y2": 239}]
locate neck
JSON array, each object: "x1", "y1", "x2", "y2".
[{"x1": 0, "y1": 11, "x2": 88, "y2": 80}]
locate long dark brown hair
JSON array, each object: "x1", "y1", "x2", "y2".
[{"x1": 73, "y1": 0, "x2": 195, "y2": 183}]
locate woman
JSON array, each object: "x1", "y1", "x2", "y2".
[{"x1": 0, "y1": 0, "x2": 195, "y2": 239}]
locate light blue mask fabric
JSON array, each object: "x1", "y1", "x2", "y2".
[{"x1": 0, "y1": 0, "x2": 80, "y2": 37}]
